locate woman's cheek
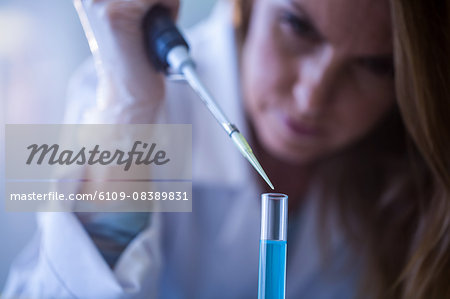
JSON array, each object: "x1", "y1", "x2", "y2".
[
  {"x1": 332, "y1": 89, "x2": 395, "y2": 148},
  {"x1": 258, "y1": 45, "x2": 298, "y2": 106}
]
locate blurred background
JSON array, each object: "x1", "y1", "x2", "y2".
[{"x1": 0, "y1": 0, "x2": 217, "y2": 290}]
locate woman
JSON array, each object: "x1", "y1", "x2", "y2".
[{"x1": 4, "y1": 0, "x2": 449, "y2": 298}]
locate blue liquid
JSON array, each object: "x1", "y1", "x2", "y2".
[{"x1": 258, "y1": 240, "x2": 287, "y2": 299}]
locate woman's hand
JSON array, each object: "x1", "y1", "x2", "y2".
[{"x1": 75, "y1": 0, "x2": 180, "y2": 122}]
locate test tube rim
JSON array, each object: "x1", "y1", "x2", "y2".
[
  {"x1": 261, "y1": 193, "x2": 288, "y2": 200},
  {"x1": 260, "y1": 193, "x2": 288, "y2": 241}
]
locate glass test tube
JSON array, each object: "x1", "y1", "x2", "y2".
[{"x1": 258, "y1": 193, "x2": 288, "y2": 299}]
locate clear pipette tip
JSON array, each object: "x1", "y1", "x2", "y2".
[
  {"x1": 247, "y1": 150, "x2": 275, "y2": 190},
  {"x1": 231, "y1": 132, "x2": 274, "y2": 190}
]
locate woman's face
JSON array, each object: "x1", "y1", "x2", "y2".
[{"x1": 242, "y1": 0, "x2": 395, "y2": 164}]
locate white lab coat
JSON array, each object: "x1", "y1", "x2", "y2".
[{"x1": 3, "y1": 1, "x2": 361, "y2": 298}]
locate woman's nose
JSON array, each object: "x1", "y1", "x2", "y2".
[{"x1": 292, "y1": 46, "x2": 336, "y2": 117}]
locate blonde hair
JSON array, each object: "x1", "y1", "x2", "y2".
[
  {"x1": 392, "y1": 0, "x2": 450, "y2": 297},
  {"x1": 233, "y1": 0, "x2": 450, "y2": 297}
]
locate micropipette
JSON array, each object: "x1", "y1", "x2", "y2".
[{"x1": 144, "y1": 5, "x2": 274, "y2": 190}]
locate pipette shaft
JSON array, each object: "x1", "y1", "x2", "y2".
[{"x1": 144, "y1": 5, "x2": 274, "y2": 190}]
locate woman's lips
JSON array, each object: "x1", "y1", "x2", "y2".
[{"x1": 278, "y1": 112, "x2": 322, "y2": 137}]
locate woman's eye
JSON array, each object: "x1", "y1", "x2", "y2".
[
  {"x1": 280, "y1": 11, "x2": 319, "y2": 40},
  {"x1": 357, "y1": 57, "x2": 394, "y2": 77}
]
